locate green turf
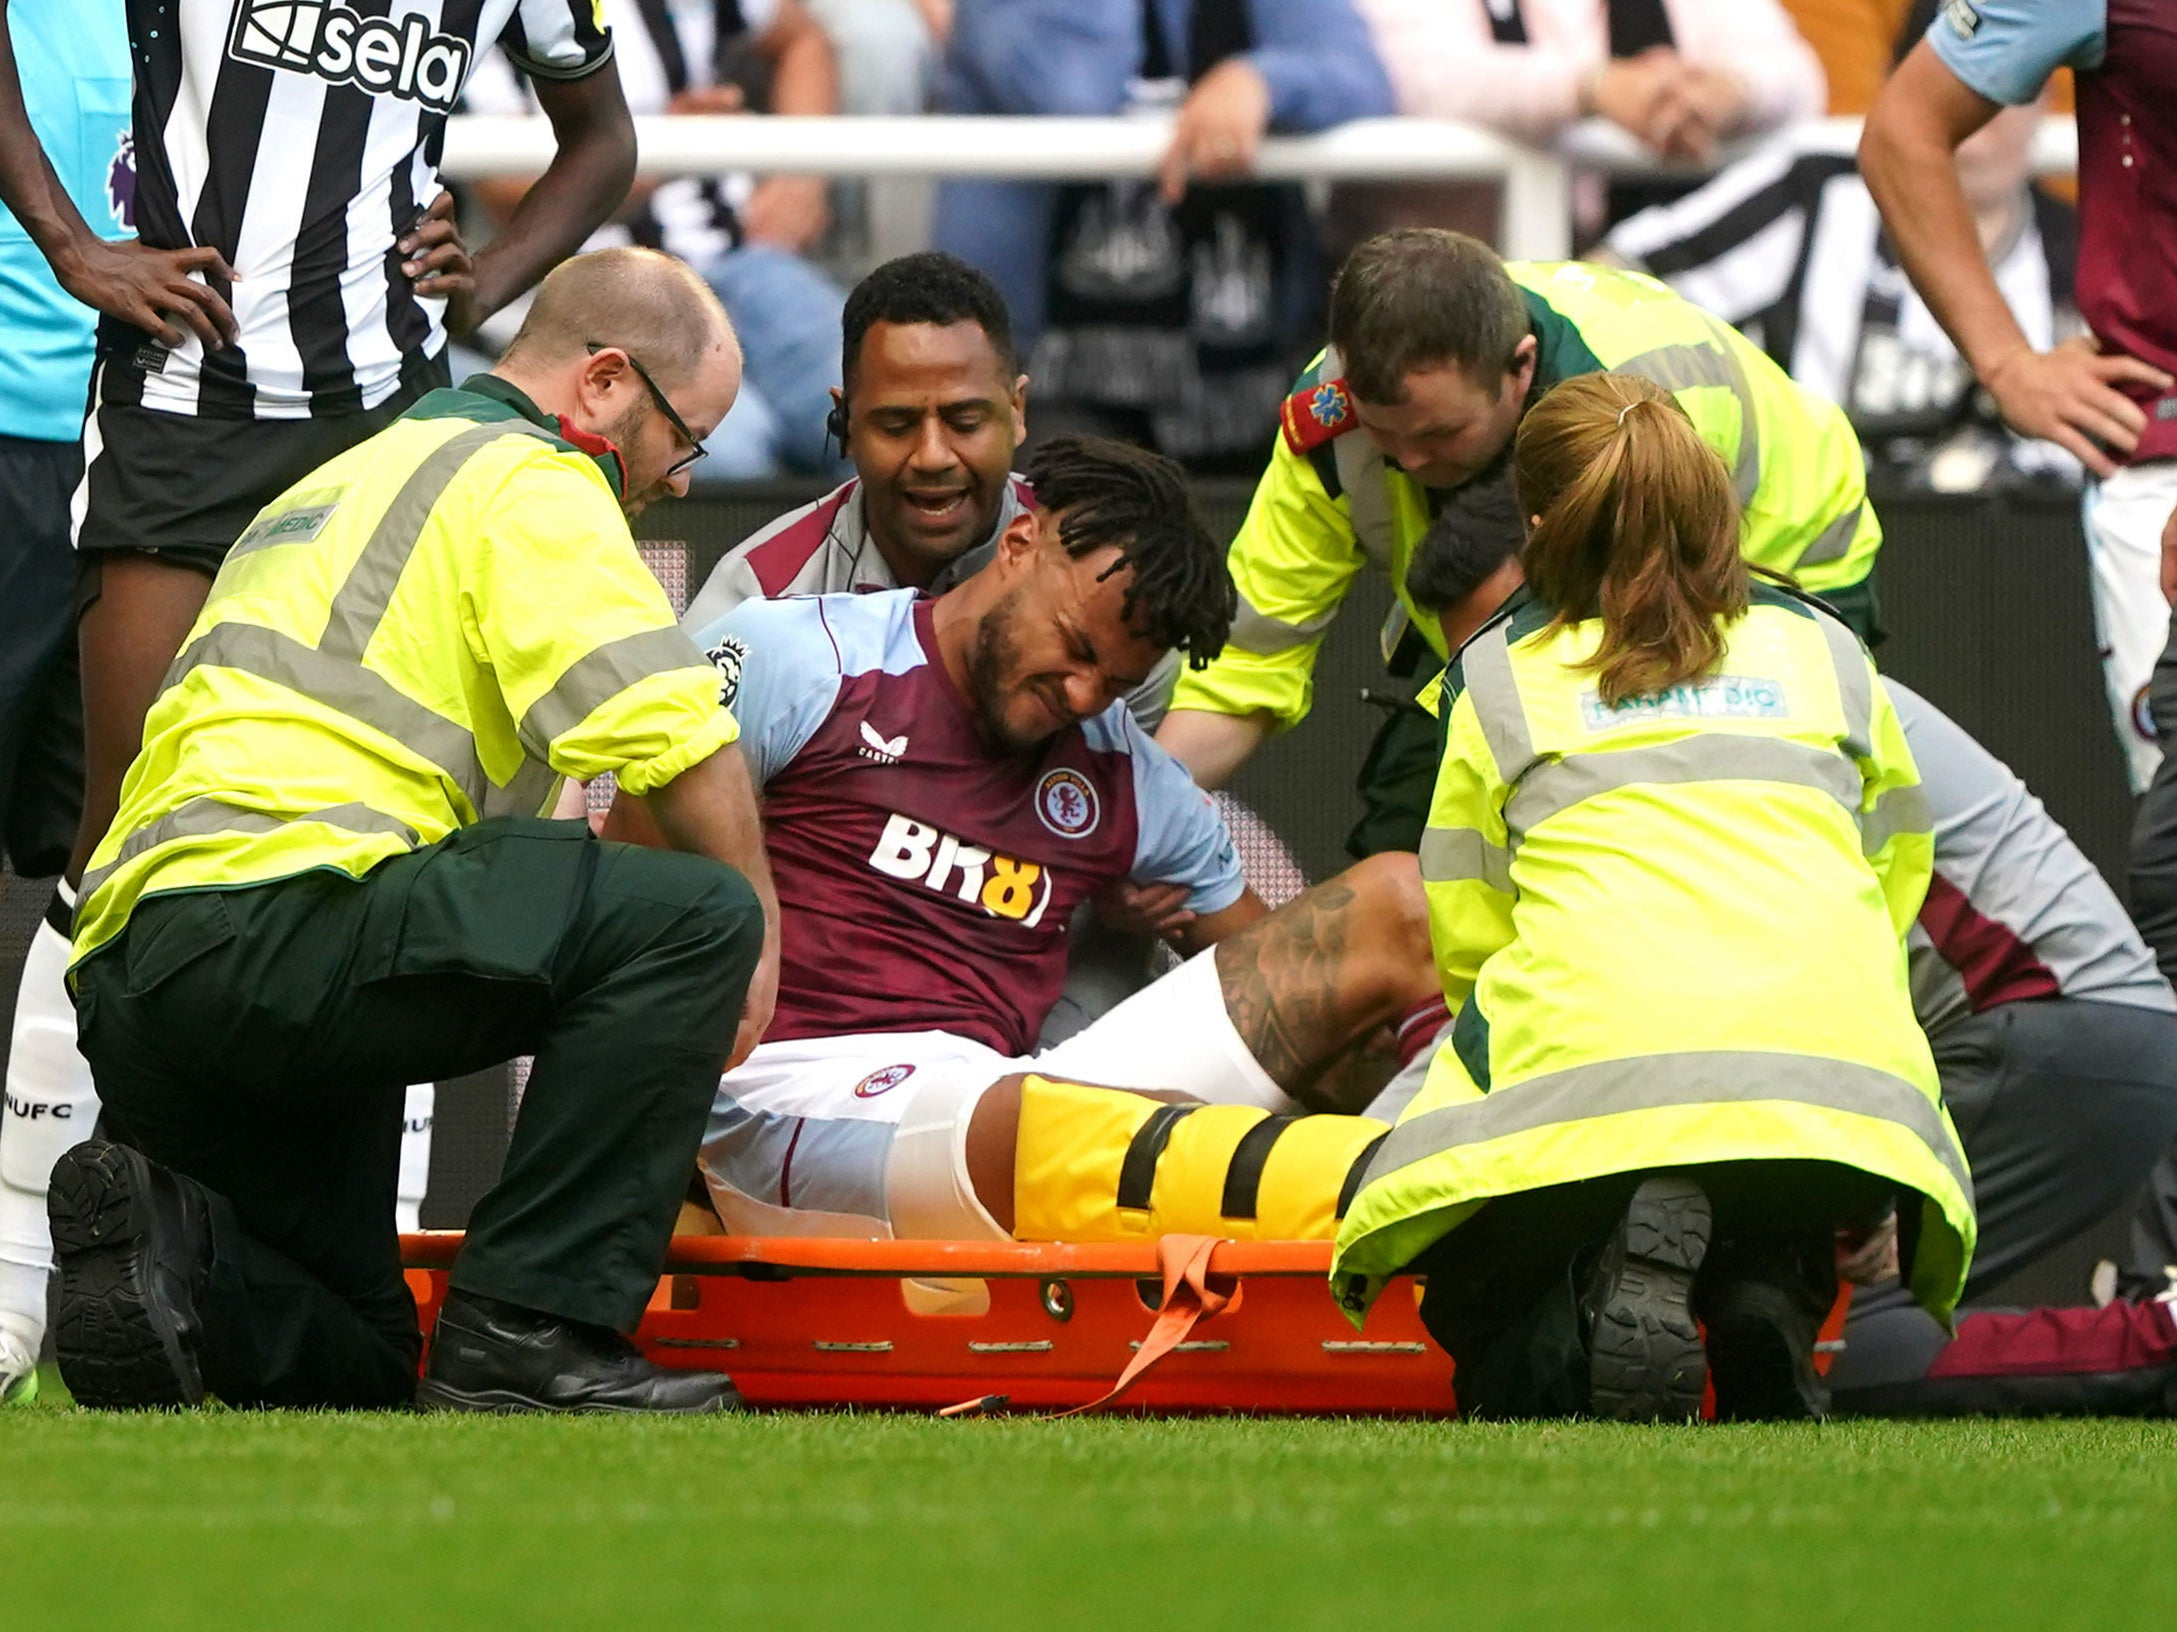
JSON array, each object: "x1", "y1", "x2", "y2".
[{"x1": 2, "y1": 1385, "x2": 2169, "y2": 1631}]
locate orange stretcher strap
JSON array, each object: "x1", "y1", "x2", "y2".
[{"x1": 939, "y1": 1234, "x2": 1239, "y2": 1420}]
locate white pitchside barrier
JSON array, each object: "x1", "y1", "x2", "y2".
[{"x1": 439, "y1": 113, "x2": 2082, "y2": 265}]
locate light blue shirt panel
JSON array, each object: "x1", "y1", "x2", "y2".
[
  {"x1": 0, "y1": 1, "x2": 132, "y2": 440},
  {"x1": 1082, "y1": 708, "x2": 1248, "y2": 916},
  {"x1": 1925, "y1": 0, "x2": 2105, "y2": 106},
  {"x1": 694, "y1": 591, "x2": 928, "y2": 789}
]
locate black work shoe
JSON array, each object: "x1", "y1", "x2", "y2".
[
  {"x1": 48, "y1": 1139, "x2": 215, "y2": 1409},
  {"x1": 1583, "y1": 1174, "x2": 1712, "y2": 1423},
  {"x1": 417, "y1": 1290, "x2": 743, "y2": 1415},
  {"x1": 1699, "y1": 1244, "x2": 1832, "y2": 1423}
]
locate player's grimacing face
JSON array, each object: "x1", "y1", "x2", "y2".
[
  {"x1": 848, "y1": 321, "x2": 1026, "y2": 580},
  {"x1": 1352, "y1": 347, "x2": 1534, "y2": 492},
  {"x1": 968, "y1": 533, "x2": 1164, "y2": 751}
]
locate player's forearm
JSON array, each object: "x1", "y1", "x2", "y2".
[
  {"x1": 466, "y1": 63, "x2": 638, "y2": 322},
  {"x1": 643, "y1": 744, "x2": 781, "y2": 943},
  {"x1": 1155, "y1": 708, "x2": 1274, "y2": 790},
  {"x1": 0, "y1": 12, "x2": 98, "y2": 270},
  {"x1": 1860, "y1": 55, "x2": 2030, "y2": 381}
]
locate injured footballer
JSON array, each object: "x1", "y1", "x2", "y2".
[{"x1": 613, "y1": 433, "x2": 1441, "y2": 1246}]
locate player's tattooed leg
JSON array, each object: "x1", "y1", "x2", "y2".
[{"x1": 1213, "y1": 854, "x2": 1438, "y2": 1112}]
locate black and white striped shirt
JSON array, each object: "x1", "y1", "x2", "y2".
[
  {"x1": 463, "y1": 0, "x2": 772, "y2": 269},
  {"x1": 1603, "y1": 134, "x2": 2082, "y2": 477},
  {"x1": 107, "y1": 0, "x2": 614, "y2": 419}
]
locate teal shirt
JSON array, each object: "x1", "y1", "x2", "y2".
[{"x1": 0, "y1": 0, "x2": 131, "y2": 442}]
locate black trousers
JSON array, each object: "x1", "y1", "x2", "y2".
[
  {"x1": 1410, "y1": 1160, "x2": 1886, "y2": 1418},
  {"x1": 73, "y1": 818, "x2": 762, "y2": 1409},
  {"x1": 1401, "y1": 1166, "x2": 1880, "y2": 1418}
]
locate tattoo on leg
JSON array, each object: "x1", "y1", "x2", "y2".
[{"x1": 1217, "y1": 882, "x2": 1359, "y2": 1105}]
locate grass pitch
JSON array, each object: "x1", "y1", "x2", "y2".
[{"x1": 2, "y1": 1386, "x2": 2168, "y2": 1632}]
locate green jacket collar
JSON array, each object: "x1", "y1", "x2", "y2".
[{"x1": 404, "y1": 373, "x2": 628, "y2": 500}]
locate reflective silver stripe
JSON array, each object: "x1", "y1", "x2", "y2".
[
  {"x1": 483, "y1": 758, "x2": 562, "y2": 820},
  {"x1": 518, "y1": 625, "x2": 709, "y2": 759},
  {"x1": 165, "y1": 622, "x2": 493, "y2": 813},
  {"x1": 1618, "y1": 336, "x2": 1760, "y2": 506},
  {"x1": 1317, "y1": 349, "x2": 1400, "y2": 573},
  {"x1": 1418, "y1": 825, "x2": 1513, "y2": 893},
  {"x1": 1334, "y1": 434, "x2": 1398, "y2": 571},
  {"x1": 159, "y1": 420, "x2": 578, "y2": 819},
  {"x1": 1861, "y1": 782, "x2": 1932, "y2": 857},
  {"x1": 321, "y1": 422, "x2": 556, "y2": 659},
  {"x1": 1814, "y1": 612, "x2": 1872, "y2": 758},
  {"x1": 1799, "y1": 501, "x2": 1864, "y2": 569},
  {"x1": 1229, "y1": 591, "x2": 1339, "y2": 656},
  {"x1": 81, "y1": 796, "x2": 418, "y2": 902},
  {"x1": 1360, "y1": 1050, "x2": 1969, "y2": 1199},
  {"x1": 1504, "y1": 735, "x2": 1864, "y2": 839},
  {"x1": 1457, "y1": 621, "x2": 1534, "y2": 775}
]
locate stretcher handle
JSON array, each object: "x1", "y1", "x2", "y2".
[{"x1": 397, "y1": 1230, "x2": 1334, "y2": 1279}]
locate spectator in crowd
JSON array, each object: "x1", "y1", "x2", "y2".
[
  {"x1": 1600, "y1": 65, "x2": 2079, "y2": 490},
  {"x1": 806, "y1": 0, "x2": 949, "y2": 115},
  {"x1": 932, "y1": 0, "x2": 1394, "y2": 469},
  {"x1": 1861, "y1": 0, "x2": 2177, "y2": 801},
  {"x1": 1351, "y1": 0, "x2": 1823, "y2": 237},
  {"x1": 465, "y1": 0, "x2": 853, "y2": 479},
  {"x1": 0, "y1": 0, "x2": 129, "y2": 1409},
  {"x1": 1774, "y1": 0, "x2": 1913, "y2": 113}
]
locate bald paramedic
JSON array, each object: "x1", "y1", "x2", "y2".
[
  {"x1": 1156, "y1": 229, "x2": 1887, "y2": 855},
  {"x1": 50, "y1": 247, "x2": 777, "y2": 1417}
]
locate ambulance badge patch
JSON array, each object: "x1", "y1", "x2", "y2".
[
  {"x1": 1036, "y1": 768, "x2": 1099, "y2": 838},
  {"x1": 1280, "y1": 375, "x2": 1355, "y2": 454},
  {"x1": 853, "y1": 1064, "x2": 916, "y2": 1099}
]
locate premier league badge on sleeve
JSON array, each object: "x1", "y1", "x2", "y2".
[
  {"x1": 706, "y1": 634, "x2": 748, "y2": 709},
  {"x1": 1035, "y1": 768, "x2": 1100, "y2": 839}
]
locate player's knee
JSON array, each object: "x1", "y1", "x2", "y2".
[{"x1": 1343, "y1": 850, "x2": 1433, "y2": 971}]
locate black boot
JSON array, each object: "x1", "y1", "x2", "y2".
[
  {"x1": 1582, "y1": 1174, "x2": 1712, "y2": 1422},
  {"x1": 417, "y1": 1289, "x2": 743, "y2": 1415},
  {"x1": 1697, "y1": 1236, "x2": 1833, "y2": 1422},
  {"x1": 48, "y1": 1139, "x2": 216, "y2": 1409}
]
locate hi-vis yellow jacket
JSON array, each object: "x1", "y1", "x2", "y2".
[
  {"x1": 1170, "y1": 261, "x2": 1884, "y2": 731},
  {"x1": 73, "y1": 377, "x2": 738, "y2": 968},
  {"x1": 1331, "y1": 586, "x2": 1975, "y2": 1325}
]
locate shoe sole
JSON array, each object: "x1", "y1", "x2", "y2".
[
  {"x1": 1588, "y1": 1175, "x2": 1712, "y2": 1423},
  {"x1": 414, "y1": 1377, "x2": 744, "y2": 1416},
  {"x1": 48, "y1": 1142, "x2": 205, "y2": 1410}
]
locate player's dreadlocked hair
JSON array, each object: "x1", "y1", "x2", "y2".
[{"x1": 1025, "y1": 434, "x2": 1236, "y2": 669}]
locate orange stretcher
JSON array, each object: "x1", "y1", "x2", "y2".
[
  {"x1": 400, "y1": 1233, "x2": 1458, "y2": 1415},
  {"x1": 399, "y1": 1233, "x2": 1854, "y2": 1417}
]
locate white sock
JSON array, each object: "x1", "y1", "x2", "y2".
[
  {"x1": 396, "y1": 1082, "x2": 434, "y2": 1233},
  {"x1": 0, "y1": 885, "x2": 98, "y2": 1353}
]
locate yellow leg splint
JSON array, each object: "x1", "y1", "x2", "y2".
[{"x1": 1013, "y1": 1075, "x2": 1390, "y2": 1243}]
